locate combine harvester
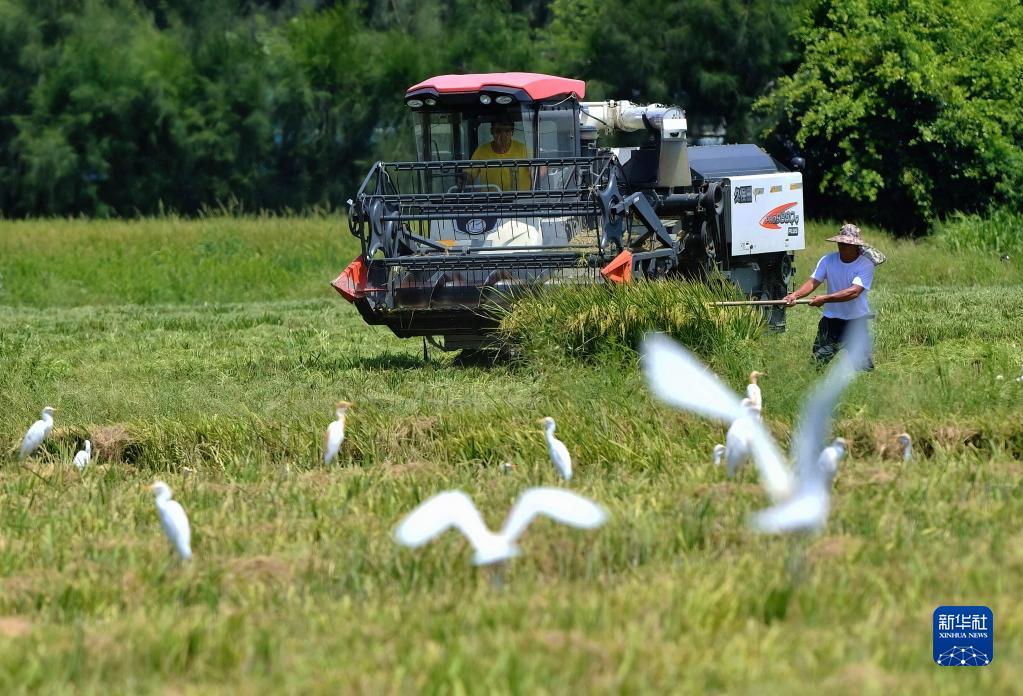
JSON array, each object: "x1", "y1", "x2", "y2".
[{"x1": 333, "y1": 72, "x2": 805, "y2": 351}]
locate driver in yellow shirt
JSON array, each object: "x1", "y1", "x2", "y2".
[{"x1": 469, "y1": 119, "x2": 530, "y2": 191}]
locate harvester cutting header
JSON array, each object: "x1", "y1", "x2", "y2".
[{"x1": 333, "y1": 72, "x2": 805, "y2": 350}]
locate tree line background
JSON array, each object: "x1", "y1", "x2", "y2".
[{"x1": 1, "y1": 0, "x2": 1020, "y2": 232}]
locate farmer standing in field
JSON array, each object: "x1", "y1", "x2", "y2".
[{"x1": 783, "y1": 224, "x2": 884, "y2": 369}]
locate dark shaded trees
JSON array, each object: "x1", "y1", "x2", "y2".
[
  {"x1": 542, "y1": 0, "x2": 813, "y2": 141},
  {"x1": 757, "y1": 0, "x2": 1023, "y2": 232},
  {"x1": 2, "y1": 0, "x2": 1017, "y2": 232}
]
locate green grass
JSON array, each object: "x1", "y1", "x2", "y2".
[
  {"x1": 0, "y1": 217, "x2": 1021, "y2": 693},
  {"x1": 0, "y1": 214, "x2": 353, "y2": 306},
  {"x1": 932, "y1": 208, "x2": 1023, "y2": 256}
]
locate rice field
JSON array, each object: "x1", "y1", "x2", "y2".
[{"x1": 0, "y1": 216, "x2": 1020, "y2": 693}]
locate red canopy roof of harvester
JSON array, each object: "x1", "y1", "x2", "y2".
[{"x1": 406, "y1": 73, "x2": 585, "y2": 101}]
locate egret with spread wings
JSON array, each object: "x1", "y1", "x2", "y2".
[
  {"x1": 395, "y1": 488, "x2": 607, "y2": 566},
  {"x1": 750, "y1": 325, "x2": 870, "y2": 533}
]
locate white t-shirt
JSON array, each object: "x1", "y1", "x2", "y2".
[{"x1": 811, "y1": 252, "x2": 874, "y2": 320}]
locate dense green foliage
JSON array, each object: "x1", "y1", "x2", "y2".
[
  {"x1": 542, "y1": 0, "x2": 813, "y2": 141},
  {"x1": 2, "y1": 0, "x2": 1019, "y2": 236},
  {"x1": 758, "y1": 0, "x2": 1023, "y2": 233},
  {"x1": 1, "y1": 219, "x2": 1022, "y2": 690},
  {"x1": 0, "y1": 0, "x2": 811, "y2": 217},
  {"x1": 0, "y1": 0, "x2": 549, "y2": 216}
]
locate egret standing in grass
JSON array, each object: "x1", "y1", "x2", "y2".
[
  {"x1": 324, "y1": 401, "x2": 352, "y2": 465},
  {"x1": 747, "y1": 371, "x2": 765, "y2": 411},
  {"x1": 394, "y1": 488, "x2": 607, "y2": 566},
  {"x1": 897, "y1": 433, "x2": 913, "y2": 462},
  {"x1": 723, "y1": 398, "x2": 762, "y2": 478},
  {"x1": 19, "y1": 406, "x2": 55, "y2": 460},
  {"x1": 816, "y1": 437, "x2": 848, "y2": 481},
  {"x1": 712, "y1": 444, "x2": 726, "y2": 466},
  {"x1": 539, "y1": 417, "x2": 572, "y2": 480},
  {"x1": 149, "y1": 481, "x2": 192, "y2": 561},
  {"x1": 73, "y1": 439, "x2": 92, "y2": 471}
]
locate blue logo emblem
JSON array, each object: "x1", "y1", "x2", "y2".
[{"x1": 933, "y1": 606, "x2": 993, "y2": 666}]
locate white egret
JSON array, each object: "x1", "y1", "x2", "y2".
[
  {"x1": 149, "y1": 481, "x2": 192, "y2": 561},
  {"x1": 323, "y1": 401, "x2": 352, "y2": 464},
  {"x1": 640, "y1": 337, "x2": 794, "y2": 502},
  {"x1": 539, "y1": 417, "x2": 572, "y2": 480},
  {"x1": 19, "y1": 406, "x2": 55, "y2": 460},
  {"x1": 816, "y1": 437, "x2": 848, "y2": 481},
  {"x1": 394, "y1": 487, "x2": 607, "y2": 565},
  {"x1": 73, "y1": 439, "x2": 92, "y2": 471},
  {"x1": 750, "y1": 325, "x2": 870, "y2": 534},
  {"x1": 723, "y1": 398, "x2": 763, "y2": 478},
  {"x1": 747, "y1": 371, "x2": 765, "y2": 411},
  {"x1": 897, "y1": 432, "x2": 912, "y2": 462},
  {"x1": 712, "y1": 444, "x2": 726, "y2": 466}
]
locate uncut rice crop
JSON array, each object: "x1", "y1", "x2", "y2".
[{"x1": 497, "y1": 278, "x2": 764, "y2": 365}]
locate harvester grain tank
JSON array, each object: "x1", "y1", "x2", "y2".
[{"x1": 334, "y1": 73, "x2": 805, "y2": 349}]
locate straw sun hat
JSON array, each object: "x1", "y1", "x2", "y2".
[
  {"x1": 827, "y1": 223, "x2": 869, "y2": 246},
  {"x1": 828, "y1": 224, "x2": 886, "y2": 265}
]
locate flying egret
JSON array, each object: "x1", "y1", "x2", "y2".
[
  {"x1": 747, "y1": 371, "x2": 765, "y2": 411},
  {"x1": 149, "y1": 481, "x2": 192, "y2": 561},
  {"x1": 897, "y1": 433, "x2": 912, "y2": 462},
  {"x1": 539, "y1": 417, "x2": 572, "y2": 480},
  {"x1": 749, "y1": 325, "x2": 870, "y2": 534},
  {"x1": 712, "y1": 444, "x2": 726, "y2": 466},
  {"x1": 640, "y1": 337, "x2": 794, "y2": 502},
  {"x1": 73, "y1": 439, "x2": 92, "y2": 471},
  {"x1": 323, "y1": 401, "x2": 352, "y2": 465},
  {"x1": 19, "y1": 406, "x2": 56, "y2": 460},
  {"x1": 394, "y1": 488, "x2": 607, "y2": 565}
]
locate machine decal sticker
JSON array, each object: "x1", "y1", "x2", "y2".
[{"x1": 759, "y1": 202, "x2": 799, "y2": 230}]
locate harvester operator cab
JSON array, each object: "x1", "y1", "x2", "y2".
[
  {"x1": 401, "y1": 73, "x2": 587, "y2": 248},
  {"x1": 405, "y1": 74, "x2": 583, "y2": 190}
]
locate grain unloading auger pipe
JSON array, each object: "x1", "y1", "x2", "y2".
[{"x1": 708, "y1": 299, "x2": 814, "y2": 307}]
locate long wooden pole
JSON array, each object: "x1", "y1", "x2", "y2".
[{"x1": 709, "y1": 298, "x2": 813, "y2": 307}]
